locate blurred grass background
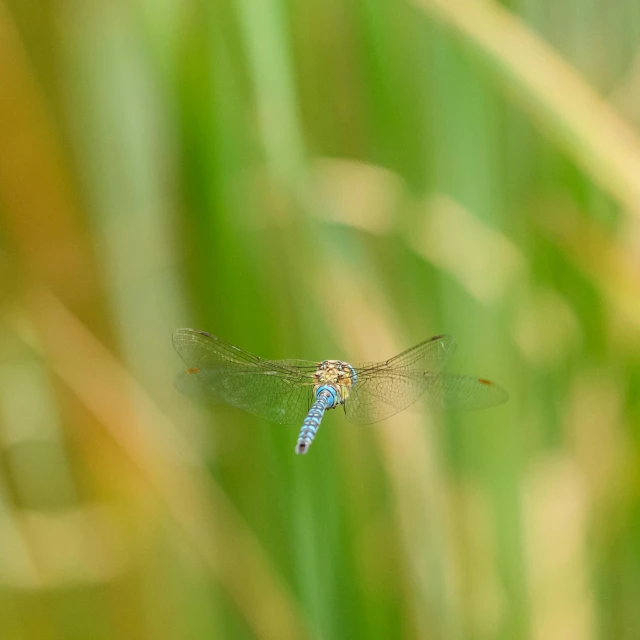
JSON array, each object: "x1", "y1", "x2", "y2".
[{"x1": 1, "y1": 0, "x2": 640, "y2": 638}]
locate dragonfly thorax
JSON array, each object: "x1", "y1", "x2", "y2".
[{"x1": 313, "y1": 360, "x2": 357, "y2": 408}]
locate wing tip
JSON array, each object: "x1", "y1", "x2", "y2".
[
  {"x1": 172, "y1": 327, "x2": 192, "y2": 342},
  {"x1": 173, "y1": 327, "x2": 216, "y2": 347}
]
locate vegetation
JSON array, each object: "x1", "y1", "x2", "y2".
[{"x1": 1, "y1": 0, "x2": 639, "y2": 638}]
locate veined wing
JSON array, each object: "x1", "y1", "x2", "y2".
[
  {"x1": 352, "y1": 335, "x2": 457, "y2": 376},
  {"x1": 175, "y1": 366, "x2": 314, "y2": 424},
  {"x1": 173, "y1": 329, "x2": 317, "y2": 424},
  {"x1": 173, "y1": 328, "x2": 318, "y2": 376},
  {"x1": 345, "y1": 371, "x2": 508, "y2": 424}
]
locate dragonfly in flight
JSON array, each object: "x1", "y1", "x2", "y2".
[{"x1": 173, "y1": 329, "x2": 508, "y2": 455}]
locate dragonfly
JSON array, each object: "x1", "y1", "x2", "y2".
[{"x1": 173, "y1": 329, "x2": 508, "y2": 455}]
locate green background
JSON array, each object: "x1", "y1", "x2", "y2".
[{"x1": 1, "y1": 0, "x2": 639, "y2": 638}]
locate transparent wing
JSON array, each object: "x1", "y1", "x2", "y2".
[
  {"x1": 345, "y1": 371, "x2": 508, "y2": 424},
  {"x1": 173, "y1": 329, "x2": 316, "y2": 424},
  {"x1": 351, "y1": 335, "x2": 457, "y2": 376},
  {"x1": 175, "y1": 366, "x2": 314, "y2": 424},
  {"x1": 173, "y1": 328, "x2": 318, "y2": 375}
]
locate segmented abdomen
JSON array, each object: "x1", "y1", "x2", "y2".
[{"x1": 295, "y1": 386, "x2": 338, "y2": 455}]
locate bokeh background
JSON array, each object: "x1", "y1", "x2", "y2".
[{"x1": 1, "y1": 0, "x2": 640, "y2": 639}]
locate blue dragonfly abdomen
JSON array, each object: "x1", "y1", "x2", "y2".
[
  {"x1": 173, "y1": 329, "x2": 508, "y2": 456},
  {"x1": 295, "y1": 361, "x2": 359, "y2": 454},
  {"x1": 295, "y1": 386, "x2": 336, "y2": 454}
]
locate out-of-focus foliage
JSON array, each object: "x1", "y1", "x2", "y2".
[{"x1": 1, "y1": 0, "x2": 639, "y2": 638}]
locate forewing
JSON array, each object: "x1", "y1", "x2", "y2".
[
  {"x1": 173, "y1": 328, "x2": 317, "y2": 374},
  {"x1": 352, "y1": 335, "x2": 457, "y2": 375},
  {"x1": 345, "y1": 371, "x2": 508, "y2": 424}
]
